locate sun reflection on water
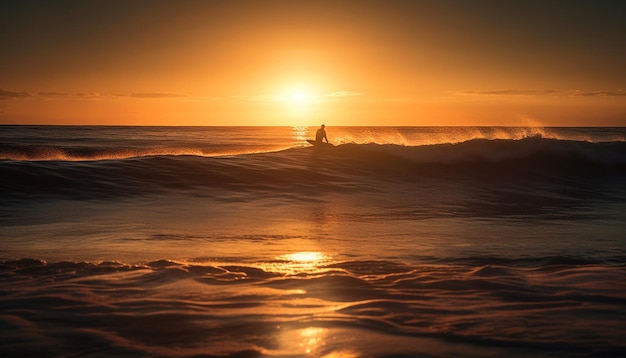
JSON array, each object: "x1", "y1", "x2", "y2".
[
  {"x1": 300, "y1": 327, "x2": 325, "y2": 354},
  {"x1": 291, "y1": 126, "x2": 309, "y2": 143},
  {"x1": 283, "y1": 251, "x2": 325, "y2": 262},
  {"x1": 264, "y1": 251, "x2": 333, "y2": 275},
  {"x1": 276, "y1": 326, "x2": 358, "y2": 357},
  {"x1": 262, "y1": 251, "x2": 362, "y2": 357}
]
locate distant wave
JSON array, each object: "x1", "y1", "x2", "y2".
[
  {"x1": 0, "y1": 144, "x2": 292, "y2": 161},
  {"x1": 329, "y1": 136, "x2": 626, "y2": 166},
  {"x1": 330, "y1": 127, "x2": 626, "y2": 146},
  {"x1": 2, "y1": 136, "x2": 626, "y2": 164}
]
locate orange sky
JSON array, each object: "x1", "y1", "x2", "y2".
[{"x1": 1, "y1": 1, "x2": 625, "y2": 126}]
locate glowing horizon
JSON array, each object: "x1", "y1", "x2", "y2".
[{"x1": 1, "y1": 1, "x2": 625, "y2": 127}]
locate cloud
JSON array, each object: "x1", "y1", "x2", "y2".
[
  {"x1": 571, "y1": 90, "x2": 626, "y2": 97},
  {"x1": 460, "y1": 89, "x2": 559, "y2": 96},
  {"x1": 326, "y1": 90, "x2": 363, "y2": 97},
  {"x1": 38, "y1": 92, "x2": 102, "y2": 98},
  {"x1": 126, "y1": 92, "x2": 188, "y2": 98},
  {"x1": 36, "y1": 92, "x2": 73, "y2": 96},
  {"x1": 0, "y1": 90, "x2": 106, "y2": 101},
  {"x1": 36, "y1": 91, "x2": 190, "y2": 99},
  {"x1": 457, "y1": 89, "x2": 626, "y2": 99},
  {"x1": 0, "y1": 88, "x2": 31, "y2": 99}
]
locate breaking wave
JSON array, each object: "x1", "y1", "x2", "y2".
[{"x1": 1, "y1": 137, "x2": 625, "y2": 200}]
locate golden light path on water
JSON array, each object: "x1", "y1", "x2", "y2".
[
  {"x1": 184, "y1": 250, "x2": 353, "y2": 355},
  {"x1": 291, "y1": 125, "x2": 309, "y2": 145},
  {"x1": 265, "y1": 251, "x2": 359, "y2": 357},
  {"x1": 277, "y1": 326, "x2": 359, "y2": 358},
  {"x1": 266, "y1": 251, "x2": 334, "y2": 275}
]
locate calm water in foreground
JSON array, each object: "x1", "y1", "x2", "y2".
[{"x1": 1, "y1": 126, "x2": 626, "y2": 357}]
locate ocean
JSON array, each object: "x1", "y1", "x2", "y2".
[{"x1": 1, "y1": 125, "x2": 625, "y2": 357}]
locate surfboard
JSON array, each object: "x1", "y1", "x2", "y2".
[{"x1": 306, "y1": 139, "x2": 334, "y2": 147}]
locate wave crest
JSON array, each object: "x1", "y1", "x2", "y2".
[
  {"x1": 3, "y1": 136, "x2": 625, "y2": 166},
  {"x1": 2, "y1": 137, "x2": 625, "y2": 201},
  {"x1": 332, "y1": 136, "x2": 626, "y2": 166},
  {"x1": 0, "y1": 144, "x2": 285, "y2": 161}
]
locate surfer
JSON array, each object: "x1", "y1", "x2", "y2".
[{"x1": 315, "y1": 124, "x2": 329, "y2": 144}]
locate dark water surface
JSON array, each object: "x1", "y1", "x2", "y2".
[{"x1": 1, "y1": 126, "x2": 625, "y2": 357}]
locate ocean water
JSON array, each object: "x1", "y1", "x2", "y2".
[{"x1": 1, "y1": 125, "x2": 625, "y2": 357}]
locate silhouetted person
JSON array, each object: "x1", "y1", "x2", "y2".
[{"x1": 316, "y1": 124, "x2": 328, "y2": 144}]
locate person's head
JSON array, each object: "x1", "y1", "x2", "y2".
[{"x1": 321, "y1": 124, "x2": 325, "y2": 129}]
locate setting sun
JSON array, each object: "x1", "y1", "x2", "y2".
[
  {"x1": 290, "y1": 91, "x2": 310, "y2": 103},
  {"x1": 280, "y1": 84, "x2": 318, "y2": 103},
  {"x1": 275, "y1": 85, "x2": 321, "y2": 116}
]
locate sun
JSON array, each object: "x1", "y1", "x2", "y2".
[
  {"x1": 284, "y1": 88, "x2": 315, "y2": 105},
  {"x1": 272, "y1": 83, "x2": 324, "y2": 120},
  {"x1": 290, "y1": 91, "x2": 310, "y2": 103},
  {"x1": 277, "y1": 86, "x2": 319, "y2": 114},
  {"x1": 277, "y1": 83, "x2": 319, "y2": 104}
]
